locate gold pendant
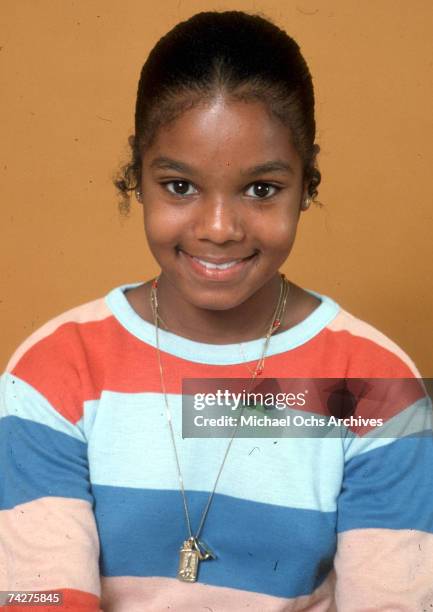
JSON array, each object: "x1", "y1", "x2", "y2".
[
  {"x1": 178, "y1": 538, "x2": 200, "y2": 582},
  {"x1": 177, "y1": 537, "x2": 216, "y2": 582}
]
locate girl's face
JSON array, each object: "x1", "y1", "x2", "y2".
[{"x1": 140, "y1": 95, "x2": 307, "y2": 312}]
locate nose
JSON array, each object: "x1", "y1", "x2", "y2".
[{"x1": 193, "y1": 195, "x2": 245, "y2": 244}]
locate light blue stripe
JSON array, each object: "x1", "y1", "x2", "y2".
[
  {"x1": 0, "y1": 373, "x2": 85, "y2": 442},
  {"x1": 104, "y1": 282, "x2": 340, "y2": 364},
  {"x1": 82, "y1": 391, "x2": 344, "y2": 512},
  {"x1": 343, "y1": 396, "x2": 433, "y2": 461}
]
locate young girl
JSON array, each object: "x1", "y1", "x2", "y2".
[{"x1": 1, "y1": 11, "x2": 432, "y2": 612}]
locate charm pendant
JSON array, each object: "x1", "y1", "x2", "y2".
[
  {"x1": 177, "y1": 537, "x2": 216, "y2": 582},
  {"x1": 178, "y1": 538, "x2": 200, "y2": 582}
]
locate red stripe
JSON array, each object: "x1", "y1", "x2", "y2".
[{"x1": 11, "y1": 319, "x2": 417, "y2": 425}]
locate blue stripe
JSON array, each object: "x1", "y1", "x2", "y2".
[
  {"x1": 93, "y1": 484, "x2": 336, "y2": 598},
  {"x1": 0, "y1": 416, "x2": 92, "y2": 510},
  {"x1": 338, "y1": 433, "x2": 433, "y2": 533}
]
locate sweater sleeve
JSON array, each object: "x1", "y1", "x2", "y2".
[
  {"x1": 0, "y1": 367, "x2": 102, "y2": 611},
  {"x1": 333, "y1": 377, "x2": 433, "y2": 610}
]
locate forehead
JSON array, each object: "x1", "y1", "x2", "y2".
[{"x1": 142, "y1": 96, "x2": 303, "y2": 174}]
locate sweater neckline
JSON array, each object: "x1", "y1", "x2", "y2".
[{"x1": 105, "y1": 281, "x2": 340, "y2": 365}]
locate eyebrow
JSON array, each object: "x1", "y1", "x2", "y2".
[
  {"x1": 242, "y1": 161, "x2": 295, "y2": 177},
  {"x1": 150, "y1": 156, "x2": 195, "y2": 174},
  {"x1": 150, "y1": 156, "x2": 294, "y2": 176}
]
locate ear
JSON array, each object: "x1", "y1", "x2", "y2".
[
  {"x1": 135, "y1": 189, "x2": 143, "y2": 203},
  {"x1": 300, "y1": 182, "x2": 311, "y2": 211},
  {"x1": 300, "y1": 195, "x2": 312, "y2": 211}
]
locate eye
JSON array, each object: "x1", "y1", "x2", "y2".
[
  {"x1": 163, "y1": 180, "x2": 198, "y2": 196},
  {"x1": 245, "y1": 182, "x2": 279, "y2": 199}
]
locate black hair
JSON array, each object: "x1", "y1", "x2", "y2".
[{"x1": 114, "y1": 10, "x2": 321, "y2": 215}]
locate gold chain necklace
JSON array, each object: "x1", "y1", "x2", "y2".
[
  {"x1": 238, "y1": 279, "x2": 290, "y2": 376},
  {"x1": 150, "y1": 273, "x2": 290, "y2": 582}
]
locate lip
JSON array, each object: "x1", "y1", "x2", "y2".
[{"x1": 178, "y1": 249, "x2": 258, "y2": 281}]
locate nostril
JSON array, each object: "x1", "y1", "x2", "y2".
[{"x1": 193, "y1": 203, "x2": 245, "y2": 243}]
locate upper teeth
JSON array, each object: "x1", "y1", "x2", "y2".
[{"x1": 193, "y1": 257, "x2": 242, "y2": 270}]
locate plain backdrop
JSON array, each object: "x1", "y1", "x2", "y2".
[{"x1": 1, "y1": 0, "x2": 432, "y2": 375}]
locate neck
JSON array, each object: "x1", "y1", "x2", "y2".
[{"x1": 154, "y1": 273, "x2": 284, "y2": 345}]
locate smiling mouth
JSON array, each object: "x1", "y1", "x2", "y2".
[
  {"x1": 191, "y1": 255, "x2": 252, "y2": 270},
  {"x1": 177, "y1": 249, "x2": 258, "y2": 279},
  {"x1": 180, "y1": 250, "x2": 257, "y2": 268}
]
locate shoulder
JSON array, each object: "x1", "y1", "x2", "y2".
[
  {"x1": 322, "y1": 303, "x2": 420, "y2": 377},
  {"x1": 6, "y1": 294, "x2": 112, "y2": 373},
  {"x1": 3, "y1": 292, "x2": 115, "y2": 423}
]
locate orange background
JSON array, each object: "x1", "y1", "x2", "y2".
[{"x1": 1, "y1": 1, "x2": 432, "y2": 375}]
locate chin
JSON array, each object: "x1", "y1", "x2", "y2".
[{"x1": 182, "y1": 286, "x2": 255, "y2": 312}]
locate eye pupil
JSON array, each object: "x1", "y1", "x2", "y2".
[
  {"x1": 254, "y1": 183, "x2": 270, "y2": 197},
  {"x1": 174, "y1": 181, "x2": 189, "y2": 194}
]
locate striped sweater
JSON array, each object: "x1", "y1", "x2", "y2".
[{"x1": 1, "y1": 281, "x2": 432, "y2": 611}]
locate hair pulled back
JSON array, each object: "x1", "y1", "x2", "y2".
[{"x1": 114, "y1": 11, "x2": 321, "y2": 215}]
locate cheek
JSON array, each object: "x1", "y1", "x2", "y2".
[
  {"x1": 143, "y1": 204, "x2": 184, "y2": 248},
  {"x1": 252, "y1": 209, "x2": 299, "y2": 252}
]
